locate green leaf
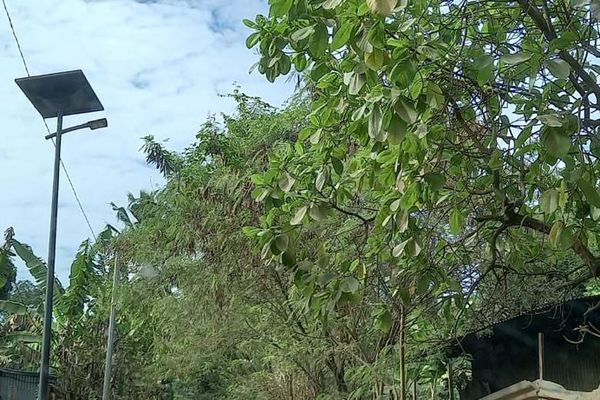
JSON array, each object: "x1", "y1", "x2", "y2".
[
  {"x1": 269, "y1": 0, "x2": 293, "y2": 17},
  {"x1": 473, "y1": 54, "x2": 494, "y2": 84},
  {"x1": 278, "y1": 172, "x2": 295, "y2": 192},
  {"x1": 246, "y1": 32, "x2": 260, "y2": 49},
  {"x1": 291, "y1": 206, "x2": 308, "y2": 225},
  {"x1": 474, "y1": 54, "x2": 493, "y2": 69},
  {"x1": 515, "y1": 126, "x2": 533, "y2": 148},
  {"x1": 331, "y1": 157, "x2": 344, "y2": 175},
  {"x1": 309, "y1": 204, "x2": 327, "y2": 221},
  {"x1": 374, "y1": 309, "x2": 392, "y2": 332},
  {"x1": 398, "y1": 17, "x2": 415, "y2": 32},
  {"x1": 293, "y1": 54, "x2": 308, "y2": 72},
  {"x1": 242, "y1": 18, "x2": 258, "y2": 29},
  {"x1": 291, "y1": 26, "x2": 315, "y2": 42},
  {"x1": 315, "y1": 170, "x2": 326, "y2": 191},
  {"x1": 272, "y1": 234, "x2": 289, "y2": 255},
  {"x1": 546, "y1": 59, "x2": 571, "y2": 79},
  {"x1": 309, "y1": 22, "x2": 328, "y2": 58},
  {"x1": 540, "y1": 189, "x2": 559, "y2": 214},
  {"x1": 415, "y1": 123, "x2": 428, "y2": 138},
  {"x1": 549, "y1": 221, "x2": 569, "y2": 249},
  {"x1": 541, "y1": 127, "x2": 571, "y2": 158},
  {"x1": 386, "y1": 114, "x2": 407, "y2": 145},
  {"x1": 309, "y1": 128, "x2": 322, "y2": 144},
  {"x1": 63, "y1": 239, "x2": 95, "y2": 317},
  {"x1": 396, "y1": 211, "x2": 409, "y2": 233},
  {"x1": 356, "y1": 27, "x2": 373, "y2": 52},
  {"x1": 426, "y1": 82, "x2": 445, "y2": 109},
  {"x1": 538, "y1": 114, "x2": 563, "y2": 127},
  {"x1": 488, "y1": 149, "x2": 503, "y2": 170},
  {"x1": 449, "y1": 208, "x2": 464, "y2": 235},
  {"x1": 501, "y1": 52, "x2": 532, "y2": 65},
  {"x1": 282, "y1": 249, "x2": 297, "y2": 267},
  {"x1": 348, "y1": 73, "x2": 365, "y2": 95},
  {"x1": 592, "y1": 206, "x2": 600, "y2": 221},
  {"x1": 578, "y1": 179, "x2": 600, "y2": 207},
  {"x1": 340, "y1": 276, "x2": 360, "y2": 293},
  {"x1": 399, "y1": 182, "x2": 420, "y2": 210},
  {"x1": 406, "y1": 238, "x2": 422, "y2": 257},
  {"x1": 368, "y1": 105, "x2": 387, "y2": 142},
  {"x1": 254, "y1": 188, "x2": 270, "y2": 202},
  {"x1": 424, "y1": 172, "x2": 446, "y2": 191},
  {"x1": 280, "y1": 55, "x2": 291, "y2": 74},
  {"x1": 560, "y1": 225, "x2": 574, "y2": 249},
  {"x1": 550, "y1": 32, "x2": 577, "y2": 51},
  {"x1": 365, "y1": 49, "x2": 384, "y2": 70},
  {"x1": 242, "y1": 226, "x2": 261, "y2": 237},
  {"x1": 322, "y1": 0, "x2": 344, "y2": 9},
  {"x1": 366, "y1": 0, "x2": 397, "y2": 16},
  {"x1": 394, "y1": 98, "x2": 418, "y2": 124},
  {"x1": 331, "y1": 21, "x2": 353, "y2": 50},
  {"x1": 416, "y1": 45, "x2": 440, "y2": 60},
  {"x1": 12, "y1": 240, "x2": 64, "y2": 302},
  {"x1": 0, "y1": 300, "x2": 27, "y2": 315},
  {"x1": 390, "y1": 59, "x2": 417, "y2": 88},
  {"x1": 410, "y1": 73, "x2": 424, "y2": 99},
  {"x1": 392, "y1": 239, "x2": 409, "y2": 257},
  {"x1": 8, "y1": 332, "x2": 41, "y2": 343}
]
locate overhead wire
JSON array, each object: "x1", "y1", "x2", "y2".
[{"x1": 1, "y1": 0, "x2": 97, "y2": 240}]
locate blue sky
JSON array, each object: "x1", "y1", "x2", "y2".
[{"x1": 0, "y1": 0, "x2": 292, "y2": 283}]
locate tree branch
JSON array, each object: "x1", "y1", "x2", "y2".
[
  {"x1": 477, "y1": 206, "x2": 600, "y2": 280},
  {"x1": 518, "y1": 0, "x2": 600, "y2": 102}
]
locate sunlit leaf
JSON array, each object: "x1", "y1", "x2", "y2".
[{"x1": 366, "y1": 0, "x2": 397, "y2": 16}]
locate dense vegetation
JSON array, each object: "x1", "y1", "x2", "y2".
[{"x1": 2, "y1": 0, "x2": 600, "y2": 398}]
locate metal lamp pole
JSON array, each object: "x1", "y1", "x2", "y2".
[
  {"x1": 15, "y1": 70, "x2": 107, "y2": 400},
  {"x1": 38, "y1": 110, "x2": 64, "y2": 399},
  {"x1": 37, "y1": 114, "x2": 107, "y2": 400}
]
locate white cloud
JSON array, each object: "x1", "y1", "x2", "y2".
[{"x1": 0, "y1": 0, "x2": 292, "y2": 283}]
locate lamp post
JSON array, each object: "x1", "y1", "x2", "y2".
[{"x1": 15, "y1": 70, "x2": 106, "y2": 400}]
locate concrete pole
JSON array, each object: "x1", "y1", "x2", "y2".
[{"x1": 102, "y1": 254, "x2": 120, "y2": 400}]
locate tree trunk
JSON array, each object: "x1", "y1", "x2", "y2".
[
  {"x1": 412, "y1": 378, "x2": 418, "y2": 400},
  {"x1": 399, "y1": 304, "x2": 406, "y2": 400}
]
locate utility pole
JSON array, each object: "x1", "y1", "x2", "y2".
[
  {"x1": 102, "y1": 254, "x2": 120, "y2": 400},
  {"x1": 448, "y1": 359, "x2": 454, "y2": 400}
]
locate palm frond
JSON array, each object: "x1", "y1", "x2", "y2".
[
  {"x1": 140, "y1": 135, "x2": 180, "y2": 177},
  {"x1": 62, "y1": 240, "x2": 97, "y2": 318},
  {"x1": 11, "y1": 240, "x2": 64, "y2": 304}
]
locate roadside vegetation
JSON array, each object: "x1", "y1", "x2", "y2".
[{"x1": 2, "y1": 0, "x2": 600, "y2": 398}]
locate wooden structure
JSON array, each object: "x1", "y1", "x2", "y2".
[
  {"x1": 480, "y1": 379, "x2": 600, "y2": 400},
  {"x1": 449, "y1": 295, "x2": 600, "y2": 399}
]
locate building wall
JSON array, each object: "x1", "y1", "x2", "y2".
[{"x1": 455, "y1": 297, "x2": 600, "y2": 399}]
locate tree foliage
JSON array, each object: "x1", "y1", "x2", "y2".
[
  {"x1": 5, "y1": 1, "x2": 600, "y2": 397},
  {"x1": 244, "y1": 0, "x2": 600, "y2": 325}
]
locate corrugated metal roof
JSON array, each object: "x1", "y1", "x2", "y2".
[{"x1": 456, "y1": 294, "x2": 600, "y2": 343}]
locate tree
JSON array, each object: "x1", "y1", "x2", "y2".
[
  {"x1": 245, "y1": 0, "x2": 600, "y2": 323},
  {"x1": 10, "y1": 281, "x2": 44, "y2": 311},
  {"x1": 243, "y1": 1, "x2": 600, "y2": 396},
  {"x1": 0, "y1": 227, "x2": 119, "y2": 398},
  {"x1": 106, "y1": 91, "x2": 440, "y2": 399},
  {"x1": 0, "y1": 228, "x2": 18, "y2": 299}
]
